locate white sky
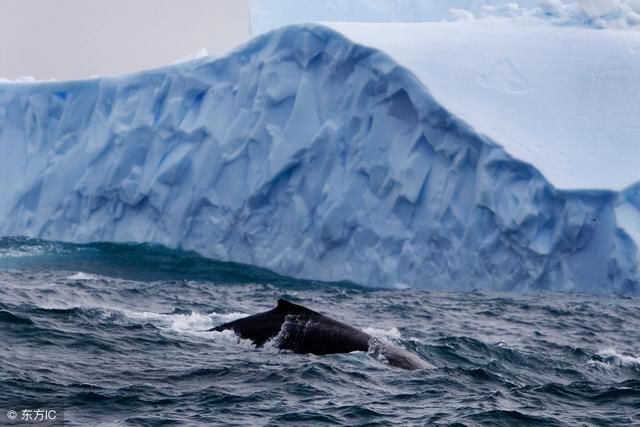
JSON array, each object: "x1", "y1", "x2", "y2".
[{"x1": 0, "y1": 0, "x2": 250, "y2": 80}]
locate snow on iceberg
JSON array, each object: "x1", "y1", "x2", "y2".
[
  {"x1": 249, "y1": 0, "x2": 544, "y2": 35},
  {"x1": 249, "y1": 0, "x2": 640, "y2": 34},
  {"x1": 0, "y1": 24, "x2": 638, "y2": 294}
]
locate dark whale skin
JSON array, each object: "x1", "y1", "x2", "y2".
[{"x1": 213, "y1": 299, "x2": 429, "y2": 370}]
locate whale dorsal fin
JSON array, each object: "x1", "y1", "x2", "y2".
[{"x1": 276, "y1": 299, "x2": 315, "y2": 315}]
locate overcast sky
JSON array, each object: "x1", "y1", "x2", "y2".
[{"x1": 0, "y1": 0, "x2": 250, "y2": 80}]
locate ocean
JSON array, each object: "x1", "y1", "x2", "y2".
[{"x1": 0, "y1": 237, "x2": 638, "y2": 426}]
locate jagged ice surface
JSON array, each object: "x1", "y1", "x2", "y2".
[{"x1": 0, "y1": 25, "x2": 638, "y2": 294}]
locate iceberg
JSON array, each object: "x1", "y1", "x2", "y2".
[
  {"x1": 328, "y1": 20, "x2": 640, "y2": 191},
  {"x1": 249, "y1": 0, "x2": 546, "y2": 35},
  {"x1": 250, "y1": 0, "x2": 640, "y2": 34},
  {"x1": 0, "y1": 24, "x2": 638, "y2": 293}
]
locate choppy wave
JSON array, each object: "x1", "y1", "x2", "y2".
[
  {"x1": 0, "y1": 236, "x2": 357, "y2": 288},
  {"x1": 0, "y1": 238, "x2": 638, "y2": 425}
]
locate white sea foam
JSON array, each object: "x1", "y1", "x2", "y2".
[
  {"x1": 0, "y1": 245, "x2": 47, "y2": 259},
  {"x1": 120, "y1": 309, "x2": 248, "y2": 334},
  {"x1": 66, "y1": 272, "x2": 101, "y2": 281},
  {"x1": 363, "y1": 326, "x2": 403, "y2": 341},
  {"x1": 596, "y1": 348, "x2": 640, "y2": 368}
]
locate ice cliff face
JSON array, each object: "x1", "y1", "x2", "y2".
[{"x1": 0, "y1": 25, "x2": 637, "y2": 293}]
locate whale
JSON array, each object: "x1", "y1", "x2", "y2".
[{"x1": 212, "y1": 299, "x2": 430, "y2": 370}]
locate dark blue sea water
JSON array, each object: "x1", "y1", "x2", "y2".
[{"x1": 0, "y1": 237, "x2": 639, "y2": 426}]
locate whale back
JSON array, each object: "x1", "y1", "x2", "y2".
[
  {"x1": 213, "y1": 299, "x2": 428, "y2": 370},
  {"x1": 277, "y1": 300, "x2": 371, "y2": 355},
  {"x1": 213, "y1": 299, "x2": 370, "y2": 353},
  {"x1": 212, "y1": 299, "x2": 297, "y2": 346}
]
